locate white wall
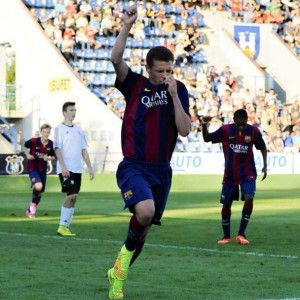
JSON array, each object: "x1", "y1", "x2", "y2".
[
  {"x1": 203, "y1": 11, "x2": 300, "y2": 101},
  {"x1": 0, "y1": 0, "x2": 122, "y2": 172},
  {"x1": 218, "y1": 29, "x2": 266, "y2": 94},
  {"x1": 227, "y1": 22, "x2": 300, "y2": 101}
]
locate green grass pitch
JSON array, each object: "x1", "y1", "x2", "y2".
[{"x1": 0, "y1": 174, "x2": 300, "y2": 300}]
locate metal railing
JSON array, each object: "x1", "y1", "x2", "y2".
[{"x1": 0, "y1": 115, "x2": 18, "y2": 152}]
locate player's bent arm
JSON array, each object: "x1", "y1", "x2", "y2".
[
  {"x1": 44, "y1": 155, "x2": 56, "y2": 161},
  {"x1": 24, "y1": 147, "x2": 34, "y2": 160},
  {"x1": 201, "y1": 123, "x2": 211, "y2": 142},
  {"x1": 172, "y1": 95, "x2": 191, "y2": 137},
  {"x1": 111, "y1": 5, "x2": 137, "y2": 82}
]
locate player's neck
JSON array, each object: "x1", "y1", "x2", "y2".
[
  {"x1": 41, "y1": 138, "x2": 48, "y2": 144},
  {"x1": 63, "y1": 119, "x2": 73, "y2": 126}
]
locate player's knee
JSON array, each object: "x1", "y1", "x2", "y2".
[
  {"x1": 34, "y1": 183, "x2": 43, "y2": 192},
  {"x1": 244, "y1": 194, "x2": 253, "y2": 202},
  {"x1": 136, "y1": 208, "x2": 155, "y2": 226},
  {"x1": 68, "y1": 194, "x2": 77, "y2": 204}
]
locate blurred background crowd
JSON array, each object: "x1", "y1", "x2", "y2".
[{"x1": 23, "y1": 0, "x2": 300, "y2": 153}]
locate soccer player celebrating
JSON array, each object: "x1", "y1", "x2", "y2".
[
  {"x1": 54, "y1": 102, "x2": 94, "y2": 237},
  {"x1": 202, "y1": 109, "x2": 267, "y2": 245},
  {"x1": 106, "y1": 2, "x2": 191, "y2": 299},
  {"x1": 24, "y1": 124, "x2": 56, "y2": 218}
]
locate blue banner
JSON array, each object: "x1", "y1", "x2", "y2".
[{"x1": 234, "y1": 25, "x2": 260, "y2": 60}]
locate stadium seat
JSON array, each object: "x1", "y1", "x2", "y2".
[
  {"x1": 174, "y1": 16, "x2": 182, "y2": 26},
  {"x1": 23, "y1": 0, "x2": 34, "y2": 7},
  {"x1": 91, "y1": 87, "x2": 103, "y2": 99},
  {"x1": 130, "y1": 38, "x2": 143, "y2": 48},
  {"x1": 193, "y1": 51, "x2": 206, "y2": 63},
  {"x1": 90, "y1": 0, "x2": 98, "y2": 9},
  {"x1": 34, "y1": 0, "x2": 46, "y2": 8},
  {"x1": 74, "y1": 48, "x2": 84, "y2": 58},
  {"x1": 107, "y1": 36, "x2": 116, "y2": 48},
  {"x1": 81, "y1": 60, "x2": 95, "y2": 72},
  {"x1": 106, "y1": 62, "x2": 114, "y2": 73},
  {"x1": 94, "y1": 60, "x2": 107, "y2": 73},
  {"x1": 123, "y1": 49, "x2": 130, "y2": 61},
  {"x1": 45, "y1": 0, "x2": 55, "y2": 9},
  {"x1": 164, "y1": 4, "x2": 173, "y2": 16},
  {"x1": 174, "y1": 5, "x2": 183, "y2": 15},
  {"x1": 142, "y1": 38, "x2": 152, "y2": 49},
  {"x1": 91, "y1": 74, "x2": 105, "y2": 86},
  {"x1": 69, "y1": 60, "x2": 79, "y2": 69},
  {"x1": 187, "y1": 17, "x2": 193, "y2": 26},
  {"x1": 187, "y1": 8, "x2": 198, "y2": 17},
  {"x1": 95, "y1": 48, "x2": 109, "y2": 60},
  {"x1": 144, "y1": 26, "x2": 152, "y2": 37},
  {"x1": 96, "y1": 36, "x2": 108, "y2": 47},
  {"x1": 105, "y1": 74, "x2": 116, "y2": 86},
  {"x1": 122, "y1": 1, "x2": 130, "y2": 11},
  {"x1": 83, "y1": 48, "x2": 95, "y2": 59},
  {"x1": 153, "y1": 38, "x2": 162, "y2": 47},
  {"x1": 198, "y1": 18, "x2": 206, "y2": 27}
]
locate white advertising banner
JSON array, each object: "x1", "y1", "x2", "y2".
[
  {"x1": 170, "y1": 152, "x2": 300, "y2": 174},
  {"x1": 292, "y1": 153, "x2": 300, "y2": 174}
]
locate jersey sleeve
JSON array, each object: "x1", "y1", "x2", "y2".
[
  {"x1": 49, "y1": 140, "x2": 56, "y2": 156},
  {"x1": 115, "y1": 68, "x2": 142, "y2": 101},
  {"x1": 254, "y1": 127, "x2": 266, "y2": 150},
  {"x1": 209, "y1": 126, "x2": 224, "y2": 144},
  {"x1": 177, "y1": 81, "x2": 190, "y2": 116},
  {"x1": 24, "y1": 139, "x2": 32, "y2": 149},
  {"x1": 53, "y1": 126, "x2": 62, "y2": 149}
]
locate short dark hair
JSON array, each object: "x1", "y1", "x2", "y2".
[
  {"x1": 146, "y1": 46, "x2": 174, "y2": 68},
  {"x1": 234, "y1": 109, "x2": 248, "y2": 120},
  {"x1": 62, "y1": 102, "x2": 75, "y2": 112},
  {"x1": 40, "y1": 124, "x2": 51, "y2": 131}
]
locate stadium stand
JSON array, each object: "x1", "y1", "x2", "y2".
[{"x1": 21, "y1": 0, "x2": 300, "y2": 153}]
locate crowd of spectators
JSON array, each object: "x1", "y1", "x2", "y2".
[{"x1": 23, "y1": 0, "x2": 300, "y2": 153}]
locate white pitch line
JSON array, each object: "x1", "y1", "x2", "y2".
[
  {"x1": 0, "y1": 231, "x2": 298, "y2": 260},
  {"x1": 260, "y1": 299, "x2": 300, "y2": 300}
]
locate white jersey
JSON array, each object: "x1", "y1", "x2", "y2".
[{"x1": 54, "y1": 123, "x2": 87, "y2": 174}]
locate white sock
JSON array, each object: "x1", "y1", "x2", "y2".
[{"x1": 59, "y1": 206, "x2": 75, "y2": 227}]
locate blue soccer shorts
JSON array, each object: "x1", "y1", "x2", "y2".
[
  {"x1": 116, "y1": 158, "x2": 172, "y2": 225},
  {"x1": 29, "y1": 170, "x2": 47, "y2": 192},
  {"x1": 220, "y1": 181, "x2": 256, "y2": 205}
]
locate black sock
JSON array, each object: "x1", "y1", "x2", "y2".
[
  {"x1": 32, "y1": 188, "x2": 41, "y2": 206},
  {"x1": 129, "y1": 227, "x2": 149, "y2": 266},
  {"x1": 238, "y1": 201, "x2": 253, "y2": 236},
  {"x1": 125, "y1": 215, "x2": 147, "y2": 251},
  {"x1": 221, "y1": 205, "x2": 231, "y2": 238}
]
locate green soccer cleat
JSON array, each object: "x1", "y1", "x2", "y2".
[
  {"x1": 114, "y1": 245, "x2": 134, "y2": 280},
  {"x1": 107, "y1": 245, "x2": 134, "y2": 299},
  {"x1": 107, "y1": 268, "x2": 124, "y2": 300},
  {"x1": 57, "y1": 225, "x2": 76, "y2": 237}
]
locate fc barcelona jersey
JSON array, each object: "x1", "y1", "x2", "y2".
[
  {"x1": 209, "y1": 124, "x2": 266, "y2": 185},
  {"x1": 115, "y1": 69, "x2": 189, "y2": 164},
  {"x1": 24, "y1": 137, "x2": 55, "y2": 172}
]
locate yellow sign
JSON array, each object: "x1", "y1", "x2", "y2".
[{"x1": 49, "y1": 77, "x2": 71, "y2": 92}]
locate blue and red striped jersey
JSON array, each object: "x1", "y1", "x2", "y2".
[
  {"x1": 115, "y1": 69, "x2": 189, "y2": 163},
  {"x1": 24, "y1": 137, "x2": 55, "y2": 172},
  {"x1": 208, "y1": 124, "x2": 266, "y2": 185}
]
